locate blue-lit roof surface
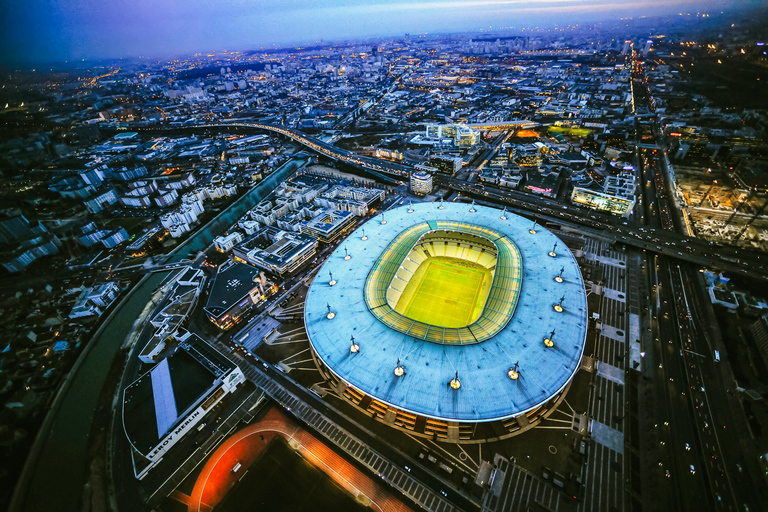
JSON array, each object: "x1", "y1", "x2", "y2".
[{"x1": 304, "y1": 202, "x2": 588, "y2": 422}]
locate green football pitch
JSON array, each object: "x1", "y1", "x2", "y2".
[{"x1": 394, "y1": 257, "x2": 491, "y2": 328}]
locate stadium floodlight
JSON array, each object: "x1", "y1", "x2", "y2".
[
  {"x1": 469, "y1": 200, "x2": 477, "y2": 213},
  {"x1": 329, "y1": 270, "x2": 337, "y2": 286},
  {"x1": 361, "y1": 229, "x2": 368, "y2": 241},
  {"x1": 350, "y1": 335, "x2": 360, "y2": 353},
  {"x1": 548, "y1": 242, "x2": 558, "y2": 258},
  {"x1": 554, "y1": 266, "x2": 564, "y2": 283},
  {"x1": 553, "y1": 296, "x2": 565, "y2": 313},
  {"x1": 344, "y1": 247, "x2": 351, "y2": 260},
  {"x1": 543, "y1": 329, "x2": 556, "y2": 347},
  {"x1": 449, "y1": 371, "x2": 461, "y2": 390},
  {"x1": 394, "y1": 358, "x2": 405, "y2": 376},
  {"x1": 508, "y1": 361, "x2": 520, "y2": 380},
  {"x1": 529, "y1": 219, "x2": 537, "y2": 234},
  {"x1": 500, "y1": 206, "x2": 508, "y2": 220}
]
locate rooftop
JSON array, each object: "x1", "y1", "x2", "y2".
[
  {"x1": 123, "y1": 332, "x2": 235, "y2": 455},
  {"x1": 203, "y1": 260, "x2": 260, "y2": 317}
]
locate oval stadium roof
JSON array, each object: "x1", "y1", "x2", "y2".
[{"x1": 304, "y1": 201, "x2": 588, "y2": 422}]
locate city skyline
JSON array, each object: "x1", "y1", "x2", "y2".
[
  {"x1": 1, "y1": 0, "x2": 764, "y2": 66},
  {"x1": 2, "y1": 4, "x2": 768, "y2": 512}
]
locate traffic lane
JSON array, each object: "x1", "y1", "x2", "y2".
[
  {"x1": 655, "y1": 268, "x2": 711, "y2": 511},
  {"x1": 682, "y1": 272, "x2": 760, "y2": 509}
]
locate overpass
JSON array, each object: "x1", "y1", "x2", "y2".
[{"x1": 205, "y1": 122, "x2": 413, "y2": 182}]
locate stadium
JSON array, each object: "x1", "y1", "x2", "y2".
[{"x1": 304, "y1": 201, "x2": 588, "y2": 443}]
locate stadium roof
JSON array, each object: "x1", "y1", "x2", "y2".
[{"x1": 304, "y1": 201, "x2": 588, "y2": 422}]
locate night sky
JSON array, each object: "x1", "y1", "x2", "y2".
[{"x1": 0, "y1": 0, "x2": 762, "y2": 65}]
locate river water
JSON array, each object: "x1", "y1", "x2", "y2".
[{"x1": 17, "y1": 158, "x2": 304, "y2": 512}]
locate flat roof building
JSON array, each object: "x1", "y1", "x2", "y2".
[
  {"x1": 122, "y1": 329, "x2": 244, "y2": 477},
  {"x1": 203, "y1": 260, "x2": 269, "y2": 329},
  {"x1": 233, "y1": 227, "x2": 318, "y2": 275},
  {"x1": 300, "y1": 208, "x2": 356, "y2": 243}
]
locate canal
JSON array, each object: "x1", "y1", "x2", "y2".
[{"x1": 14, "y1": 158, "x2": 305, "y2": 512}]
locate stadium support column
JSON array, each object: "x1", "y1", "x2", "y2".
[
  {"x1": 447, "y1": 422, "x2": 460, "y2": 442},
  {"x1": 333, "y1": 380, "x2": 347, "y2": 395}
]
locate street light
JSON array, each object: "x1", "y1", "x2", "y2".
[
  {"x1": 326, "y1": 303, "x2": 336, "y2": 319},
  {"x1": 508, "y1": 361, "x2": 520, "y2": 379},
  {"x1": 555, "y1": 266, "x2": 565, "y2": 283},
  {"x1": 350, "y1": 335, "x2": 360, "y2": 353},
  {"x1": 344, "y1": 247, "x2": 351, "y2": 260},
  {"x1": 394, "y1": 358, "x2": 405, "y2": 376},
  {"x1": 553, "y1": 296, "x2": 565, "y2": 313},
  {"x1": 329, "y1": 270, "x2": 337, "y2": 286}
]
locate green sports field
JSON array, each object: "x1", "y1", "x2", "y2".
[{"x1": 394, "y1": 256, "x2": 492, "y2": 328}]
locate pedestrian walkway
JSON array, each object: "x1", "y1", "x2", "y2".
[
  {"x1": 596, "y1": 361, "x2": 625, "y2": 386},
  {"x1": 589, "y1": 420, "x2": 624, "y2": 454},
  {"x1": 600, "y1": 324, "x2": 626, "y2": 343}
]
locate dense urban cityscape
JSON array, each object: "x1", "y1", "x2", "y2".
[{"x1": 1, "y1": 2, "x2": 768, "y2": 511}]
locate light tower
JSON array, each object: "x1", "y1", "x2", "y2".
[
  {"x1": 543, "y1": 329, "x2": 556, "y2": 347},
  {"x1": 548, "y1": 242, "x2": 557, "y2": 258},
  {"x1": 449, "y1": 371, "x2": 461, "y2": 390},
  {"x1": 507, "y1": 361, "x2": 520, "y2": 380}
]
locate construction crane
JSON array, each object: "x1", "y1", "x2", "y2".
[
  {"x1": 724, "y1": 190, "x2": 753, "y2": 227},
  {"x1": 698, "y1": 180, "x2": 717, "y2": 207},
  {"x1": 734, "y1": 200, "x2": 768, "y2": 242},
  {"x1": 155, "y1": 106, "x2": 168, "y2": 121}
]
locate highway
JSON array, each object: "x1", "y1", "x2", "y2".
[{"x1": 632, "y1": 55, "x2": 764, "y2": 512}]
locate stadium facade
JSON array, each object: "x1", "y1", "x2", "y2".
[{"x1": 304, "y1": 202, "x2": 588, "y2": 443}]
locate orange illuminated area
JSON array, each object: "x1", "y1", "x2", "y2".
[
  {"x1": 515, "y1": 130, "x2": 539, "y2": 138},
  {"x1": 182, "y1": 407, "x2": 411, "y2": 512}
]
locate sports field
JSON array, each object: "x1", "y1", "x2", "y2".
[{"x1": 394, "y1": 256, "x2": 492, "y2": 328}]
